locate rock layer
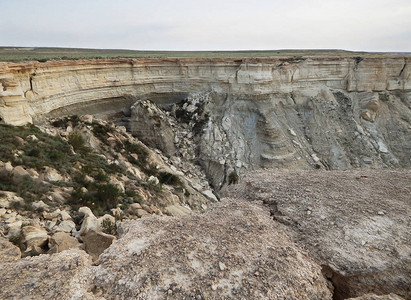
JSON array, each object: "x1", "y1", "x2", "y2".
[{"x1": 0, "y1": 57, "x2": 409, "y2": 125}]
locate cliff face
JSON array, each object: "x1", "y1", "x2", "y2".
[
  {"x1": 0, "y1": 57, "x2": 410, "y2": 187},
  {"x1": 0, "y1": 57, "x2": 409, "y2": 125}
]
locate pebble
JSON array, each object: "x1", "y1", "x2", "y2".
[{"x1": 219, "y1": 261, "x2": 226, "y2": 271}]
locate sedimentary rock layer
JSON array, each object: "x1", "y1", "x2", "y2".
[{"x1": 0, "y1": 57, "x2": 409, "y2": 125}]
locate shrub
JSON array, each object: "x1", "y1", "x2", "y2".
[
  {"x1": 101, "y1": 218, "x2": 117, "y2": 235},
  {"x1": 157, "y1": 172, "x2": 181, "y2": 186},
  {"x1": 96, "y1": 183, "x2": 120, "y2": 209},
  {"x1": 91, "y1": 122, "x2": 114, "y2": 143},
  {"x1": 68, "y1": 132, "x2": 89, "y2": 153}
]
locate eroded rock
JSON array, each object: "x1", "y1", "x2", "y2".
[
  {"x1": 92, "y1": 199, "x2": 332, "y2": 299},
  {"x1": 0, "y1": 249, "x2": 94, "y2": 299},
  {"x1": 226, "y1": 169, "x2": 411, "y2": 299},
  {"x1": 0, "y1": 237, "x2": 21, "y2": 263},
  {"x1": 48, "y1": 231, "x2": 81, "y2": 254}
]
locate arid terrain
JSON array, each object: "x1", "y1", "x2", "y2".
[{"x1": 0, "y1": 50, "x2": 410, "y2": 299}]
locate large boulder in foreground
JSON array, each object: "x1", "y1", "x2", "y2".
[
  {"x1": 0, "y1": 249, "x2": 94, "y2": 299},
  {"x1": 0, "y1": 237, "x2": 21, "y2": 263},
  {"x1": 225, "y1": 169, "x2": 411, "y2": 300},
  {"x1": 92, "y1": 199, "x2": 332, "y2": 299}
]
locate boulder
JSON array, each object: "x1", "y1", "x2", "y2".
[
  {"x1": 0, "y1": 161, "x2": 13, "y2": 179},
  {"x1": 0, "y1": 237, "x2": 21, "y2": 263},
  {"x1": 22, "y1": 225, "x2": 48, "y2": 250},
  {"x1": 31, "y1": 200, "x2": 49, "y2": 212},
  {"x1": 0, "y1": 191, "x2": 24, "y2": 209},
  {"x1": 91, "y1": 199, "x2": 332, "y2": 299},
  {"x1": 48, "y1": 232, "x2": 81, "y2": 253},
  {"x1": 129, "y1": 99, "x2": 176, "y2": 156},
  {"x1": 164, "y1": 204, "x2": 192, "y2": 217},
  {"x1": 77, "y1": 206, "x2": 98, "y2": 236},
  {"x1": 40, "y1": 166, "x2": 64, "y2": 182},
  {"x1": 13, "y1": 136, "x2": 26, "y2": 147},
  {"x1": 55, "y1": 220, "x2": 76, "y2": 233},
  {"x1": 82, "y1": 231, "x2": 116, "y2": 261},
  {"x1": 11, "y1": 166, "x2": 30, "y2": 184},
  {"x1": 0, "y1": 249, "x2": 93, "y2": 299},
  {"x1": 79, "y1": 114, "x2": 93, "y2": 123}
]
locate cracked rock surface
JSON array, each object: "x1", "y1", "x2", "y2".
[{"x1": 225, "y1": 169, "x2": 411, "y2": 299}]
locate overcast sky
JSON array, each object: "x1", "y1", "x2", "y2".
[{"x1": 1, "y1": 0, "x2": 410, "y2": 52}]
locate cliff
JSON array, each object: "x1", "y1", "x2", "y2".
[
  {"x1": 0, "y1": 56, "x2": 409, "y2": 125},
  {"x1": 1, "y1": 57, "x2": 410, "y2": 187}
]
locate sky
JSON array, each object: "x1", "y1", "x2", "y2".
[{"x1": 1, "y1": 0, "x2": 410, "y2": 52}]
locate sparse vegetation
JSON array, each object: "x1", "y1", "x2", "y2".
[
  {"x1": 0, "y1": 47, "x2": 404, "y2": 63},
  {"x1": 101, "y1": 218, "x2": 117, "y2": 235},
  {"x1": 68, "y1": 132, "x2": 90, "y2": 154}
]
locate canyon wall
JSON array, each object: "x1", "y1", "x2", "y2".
[
  {"x1": 0, "y1": 57, "x2": 410, "y2": 187},
  {"x1": 0, "y1": 57, "x2": 409, "y2": 125}
]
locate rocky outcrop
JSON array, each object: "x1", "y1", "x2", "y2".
[
  {"x1": 91, "y1": 199, "x2": 332, "y2": 299},
  {"x1": 0, "y1": 57, "x2": 409, "y2": 125},
  {"x1": 0, "y1": 57, "x2": 410, "y2": 188},
  {"x1": 225, "y1": 169, "x2": 411, "y2": 299},
  {"x1": 0, "y1": 237, "x2": 21, "y2": 263},
  {"x1": 0, "y1": 249, "x2": 94, "y2": 299}
]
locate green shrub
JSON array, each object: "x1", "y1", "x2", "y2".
[
  {"x1": 157, "y1": 172, "x2": 181, "y2": 186},
  {"x1": 101, "y1": 218, "x2": 117, "y2": 235},
  {"x1": 68, "y1": 132, "x2": 89, "y2": 154},
  {"x1": 96, "y1": 183, "x2": 120, "y2": 209}
]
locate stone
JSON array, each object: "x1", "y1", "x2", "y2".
[
  {"x1": 97, "y1": 214, "x2": 116, "y2": 229},
  {"x1": 77, "y1": 206, "x2": 98, "y2": 236},
  {"x1": 109, "y1": 176, "x2": 125, "y2": 193},
  {"x1": 136, "y1": 208, "x2": 149, "y2": 218},
  {"x1": 26, "y1": 134, "x2": 38, "y2": 141},
  {"x1": 48, "y1": 191, "x2": 68, "y2": 204},
  {"x1": 13, "y1": 136, "x2": 26, "y2": 146},
  {"x1": 0, "y1": 161, "x2": 13, "y2": 179},
  {"x1": 22, "y1": 225, "x2": 48, "y2": 250},
  {"x1": 91, "y1": 199, "x2": 332, "y2": 299},
  {"x1": 31, "y1": 200, "x2": 49, "y2": 211},
  {"x1": 79, "y1": 114, "x2": 93, "y2": 123},
  {"x1": 164, "y1": 204, "x2": 192, "y2": 217},
  {"x1": 202, "y1": 190, "x2": 218, "y2": 201},
  {"x1": 0, "y1": 237, "x2": 21, "y2": 263},
  {"x1": 0, "y1": 191, "x2": 24, "y2": 209},
  {"x1": 55, "y1": 220, "x2": 76, "y2": 233},
  {"x1": 48, "y1": 232, "x2": 81, "y2": 253},
  {"x1": 60, "y1": 210, "x2": 72, "y2": 221},
  {"x1": 43, "y1": 209, "x2": 61, "y2": 220},
  {"x1": 82, "y1": 230, "x2": 116, "y2": 261},
  {"x1": 40, "y1": 166, "x2": 64, "y2": 182},
  {"x1": 377, "y1": 141, "x2": 389, "y2": 153},
  {"x1": 148, "y1": 175, "x2": 159, "y2": 185},
  {"x1": 0, "y1": 249, "x2": 93, "y2": 299},
  {"x1": 11, "y1": 166, "x2": 30, "y2": 184}
]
